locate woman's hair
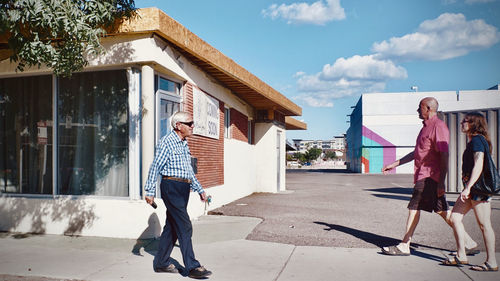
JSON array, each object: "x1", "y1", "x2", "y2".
[{"x1": 464, "y1": 112, "x2": 492, "y2": 153}]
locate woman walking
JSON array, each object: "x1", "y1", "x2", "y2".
[{"x1": 443, "y1": 112, "x2": 497, "y2": 271}]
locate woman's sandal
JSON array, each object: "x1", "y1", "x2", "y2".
[
  {"x1": 470, "y1": 262, "x2": 499, "y2": 272},
  {"x1": 441, "y1": 256, "x2": 469, "y2": 266}
]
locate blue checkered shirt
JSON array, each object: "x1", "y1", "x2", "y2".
[{"x1": 144, "y1": 130, "x2": 204, "y2": 197}]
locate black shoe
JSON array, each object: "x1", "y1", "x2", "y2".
[
  {"x1": 154, "y1": 264, "x2": 179, "y2": 273},
  {"x1": 188, "y1": 266, "x2": 212, "y2": 279}
]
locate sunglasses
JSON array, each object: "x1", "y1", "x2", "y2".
[
  {"x1": 179, "y1": 121, "x2": 194, "y2": 127},
  {"x1": 460, "y1": 120, "x2": 470, "y2": 124}
]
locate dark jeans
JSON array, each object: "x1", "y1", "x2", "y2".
[{"x1": 153, "y1": 179, "x2": 201, "y2": 271}]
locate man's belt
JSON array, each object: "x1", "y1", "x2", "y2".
[{"x1": 162, "y1": 176, "x2": 192, "y2": 184}]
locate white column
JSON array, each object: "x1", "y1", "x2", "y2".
[
  {"x1": 487, "y1": 110, "x2": 498, "y2": 165},
  {"x1": 128, "y1": 68, "x2": 141, "y2": 200},
  {"x1": 447, "y1": 113, "x2": 457, "y2": 192},
  {"x1": 141, "y1": 65, "x2": 155, "y2": 192}
]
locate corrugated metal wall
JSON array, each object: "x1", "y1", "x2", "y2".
[{"x1": 444, "y1": 109, "x2": 500, "y2": 192}]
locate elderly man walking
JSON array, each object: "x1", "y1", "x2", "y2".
[
  {"x1": 144, "y1": 111, "x2": 212, "y2": 279},
  {"x1": 381, "y1": 97, "x2": 478, "y2": 256}
]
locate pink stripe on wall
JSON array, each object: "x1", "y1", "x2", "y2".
[
  {"x1": 362, "y1": 126, "x2": 397, "y2": 173},
  {"x1": 362, "y1": 126, "x2": 394, "y2": 147}
]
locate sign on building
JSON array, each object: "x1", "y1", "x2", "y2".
[{"x1": 193, "y1": 87, "x2": 220, "y2": 139}]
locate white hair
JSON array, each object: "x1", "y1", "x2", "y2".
[{"x1": 171, "y1": 111, "x2": 191, "y2": 128}]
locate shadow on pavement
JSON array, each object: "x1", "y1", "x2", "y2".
[
  {"x1": 366, "y1": 187, "x2": 413, "y2": 194},
  {"x1": 410, "y1": 248, "x2": 447, "y2": 262},
  {"x1": 314, "y1": 221, "x2": 451, "y2": 259},
  {"x1": 286, "y1": 169, "x2": 353, "y2": 173},
  {"x1": 372, "y1": 194, "x2": 412, "y2": 201},
  {"x1": 367, "y1": 186, "x2": 413, "y2": 202},
  {"x1": 314, "y1": 221, "x2": 399, "y2": 248},
  {"x1": 132, "y1": 238, "x2": 157, "y2": 256}
]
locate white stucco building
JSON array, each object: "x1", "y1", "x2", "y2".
[{"x1": 0, "y1": 8, "x2": 306, "y2": 238}]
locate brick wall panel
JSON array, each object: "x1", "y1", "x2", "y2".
[
  {"x1": 183, "y1": 83, "x2": 224, "y2": 188},
  {"x1": 230, "y1": 108, "x2": 248, "y2": 143}
]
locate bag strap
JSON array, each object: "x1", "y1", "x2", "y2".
[
  {"x1": 476, "y1": 135, "x2": 491, "y2": 158},
  {"x1": 477, "y1": 135, "x2": 500, "y2": 175}
]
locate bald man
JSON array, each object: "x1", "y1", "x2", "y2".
[{"x1": 381, "y1": 97, "x2": 477, "y2": 256}]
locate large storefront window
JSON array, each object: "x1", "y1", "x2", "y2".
[
  {"x1": 0, "y1": 70, "x2": 130, "y2": 197},
  {"x1": 0, "y1": 75, "x2": 53, "y2": 194},
  {"x1": 58, "y1": 71, "x2": 129, "y2": 196}
]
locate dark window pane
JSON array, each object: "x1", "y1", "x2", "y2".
[
  {"x1": 58, "y1": 70, "x2": 129, "y2": 196},
  {"x1": 0, "y1": 75, "x2": 53, "y2": 194}
]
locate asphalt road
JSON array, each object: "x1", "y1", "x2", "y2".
[{"x1": 211, "y1": 169, "x2": 500, "y2": 252}]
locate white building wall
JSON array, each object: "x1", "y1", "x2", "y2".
[
  {"x1": 0, "y1": 197, "x2": 165, "y2": 239},
  {"x1": 222, "y1": 138, "x2": 257, "y2": 200},
  {"x1": 254, "y1": 123, "x2": 286, "y2": 192},
  {"x1": 349, "y1": 90, "x2": 500, "y2": 175},
  {"x1": 0, "y1": 34, "x2": 287, "y2": 238}
]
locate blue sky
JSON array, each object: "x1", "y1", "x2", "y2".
[{"x1": 134, "y1": 0, "x2": 500, "y2": 141}]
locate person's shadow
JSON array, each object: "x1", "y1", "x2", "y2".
[
  {"x1": 314, "y1": 221, "x2": 448, "y2": 262},
  {"x1": 131, "y1": 213, "x2": 184, "y2": 273},
  {"x1": 132, "y1": 213, "x2": 162, "y2": 256}
]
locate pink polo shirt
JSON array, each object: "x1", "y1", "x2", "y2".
[{"x1": 414, "y1": 115, "x2": 449, "y2": 183}]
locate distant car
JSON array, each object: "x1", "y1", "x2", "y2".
[{"x1": 304, "y1": 162, "x2": 311, "y2": 166}]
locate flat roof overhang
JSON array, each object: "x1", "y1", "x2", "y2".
[
  {"x1": 111, "y1": 8, "x2": 302, "y2": 117},
  {"x1": 285, "y1": 116, "x2": 307, "y2": 130}
]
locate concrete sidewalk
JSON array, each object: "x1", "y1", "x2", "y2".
[{"x1": 0, "y1": 215, "x2": 499, "y2": 281}]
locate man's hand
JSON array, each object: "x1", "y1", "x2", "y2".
[
  {"x1": 382, "y1": 163, "x2": 396, "y2": 174},
  {"x1": 382, "y1": 152, "x2": 412, "y2": 174},
  {"x1": 199, "y1": 191, "x2": 207, "y2": 202},
  {"x1": 145, "y1": 196, "x2": 155, "y2": 206}
]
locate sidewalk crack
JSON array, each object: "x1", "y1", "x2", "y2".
[
  {"x1": 274, "y1": 245, "x2": 296, "y2": 281},
  {"x1": 439, "y1": 250, "x2": 474, "y2": 281}
]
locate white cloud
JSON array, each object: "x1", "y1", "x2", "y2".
[
  {"x1": 294, "y1": 95, "x2": 334, "y2": 107},
  {"x1": 262, "y1": 0, "x2": 346, "y2": 25},
  {"x1": 292, "y1": 13, "x2": 499, "y2": 107},
  {"x1": 293, "y1": 71, "x2": 306, "y2": 77},
  {"x1": 293, "y1": 55, "x2": 407, "y2": 107},
  {"x1": 319, "y1": 55, "x2": 408, "y2": 81},
  {"x1": 372, "y1": 13, "x2": 500, "y2": 61},
  {"x1": 443, "y1": 0, "x2": 496, "y2": 5},
  {"x1": 465, "y1": 0, "x2": 496, "y2": 4}
]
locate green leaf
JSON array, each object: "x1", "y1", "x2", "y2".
[{"x1": 1, "y1": 0, "x2": 136, "y2": 76}]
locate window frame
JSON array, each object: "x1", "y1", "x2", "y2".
[
  {"x1": 224, "y1": 107, "x2": 230, "y2": 138},
  {"x1": 0, "y1": 68, "x2": 136, "y2": 199}
]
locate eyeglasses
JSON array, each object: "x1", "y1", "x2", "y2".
[{"x1": 179, "y1": 121, "x2": 194, "y2": 127}]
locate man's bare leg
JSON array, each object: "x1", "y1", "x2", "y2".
[{"x1": 383, "y1": 209, "x2": 420, "y2": 254}]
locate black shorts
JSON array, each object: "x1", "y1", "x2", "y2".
[{"x1": 408, "y1": 178, "x2": 448, "y2": 212}]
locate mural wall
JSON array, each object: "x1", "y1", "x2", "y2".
[{"x1": 361, "y1": 126, "x2": 396, "y2": 174}]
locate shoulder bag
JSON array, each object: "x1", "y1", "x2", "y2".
[{"x1": 472, "y1": 135, "x2": 500, "y2": 195}]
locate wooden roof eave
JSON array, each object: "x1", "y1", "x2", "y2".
[
  {"x1": 285, "y1": 116, "x2": 307, "y2": 130},
  {"x1": 111, "y1": 7, "x2": 302, "y2": 116}
]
